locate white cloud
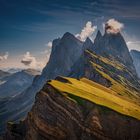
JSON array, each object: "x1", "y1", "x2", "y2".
[
  {"x1": 76, "y1": 21, "x2": 97, "y2": 41},
  {"x1": 45, "y1": 41, "x2": 52, "y2": 49},
  {"x1": 126, "y1": 41, "x2": 140, "y2": 51},
  {"x1": 21, "y1": 52, "x2": 44, "y2": 69},
  {"x1": 105, "y1": 19, "x2": 124, "y2": 34},
  {"x1": 44, "y1": 41, "x2": 52, "y2": 61},
  {"x1": 0, "y1": 52, "x2": 9, "y2": 61},
  {"x1": 127, "y1": 41, "x2": 140, "y2": 45}
]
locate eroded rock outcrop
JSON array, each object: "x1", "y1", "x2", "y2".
[{"x1": 4, "y1": 81, "x2": 140, "y2": 140}]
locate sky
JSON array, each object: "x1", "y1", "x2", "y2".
[{"x1": 0, "y1": 0, "x2": 140, "y2": 70}]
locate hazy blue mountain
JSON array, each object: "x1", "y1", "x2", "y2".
[
  {"x1": 0, "y1": 70, "x2": 11, "y2": 86},
  {"x1": 3, "y1": 68, "x2": 23, "y2": 74},
  {"x1": 0, "y1": 69, "x2": 40, "y2": 98},
  {"x1": 0, "y1": 70, "x2": 10, "y2": 78}
]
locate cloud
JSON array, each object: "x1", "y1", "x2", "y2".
[
  {"x1": 45, "y1": 41, "x2": 52, "y2": 49},
  {"x1": 44, "y1": 41, "x2": 52, "y2": 60},
  {"x1": 126, "y1": 41, "x2": 140, "y2": 51},
  {"x1": 0, "y1": 52, "x2": 9, "y2": 61},
  {"x1": 21, "y1": 52, "x2": 44, "y2": 69},
  {"x1": 76, "y1": 21, "x2": 97, "y2": 41},
  {"x1": 105, "y1": 19, "x2": 124, "y2": 34},
  {"x1": 127, "y1": 41, "x2": 140, "y2": 45}
]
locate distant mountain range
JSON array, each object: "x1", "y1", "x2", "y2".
[
  {"x1": 0, "y1": 70, "x2": 10, "y2": 79},
  {"x1": 0, "y1": 69, "x2": 40, "y2": 134},
  {"x1": 0, "y1": 69, "x2": 40, "y2": 97},
  {"x1": 1, "y1": 68, "x2": 23, "y2": 74},
  {"x1": 1, "y1": 30, "x2": 140, "y2": 139}
]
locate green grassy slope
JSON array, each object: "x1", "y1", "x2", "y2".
[{"x1": 49, "y1": 77, "x2": 140, "y2": 120}]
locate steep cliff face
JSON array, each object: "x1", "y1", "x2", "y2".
[
  {"x1": 130, "y1": 50, "x2": 140, "y2": 78},
  {"x1": 40, "y1": 32, "x2": 83, "y2": 86}
]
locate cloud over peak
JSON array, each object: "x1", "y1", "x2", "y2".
[
  {"x1": 105, "y1": 19, "x2": 124, "y2": 34},
  {"x1": 76, "y1": 21, "x2": 97, "y2": 41}
]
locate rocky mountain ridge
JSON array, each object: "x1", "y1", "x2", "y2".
[{"x1": 1, "y1": 30, "x2": 140, "y2": 140}]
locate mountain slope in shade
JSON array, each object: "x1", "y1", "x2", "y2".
[
  {"x1": 4, "y1": 50, "x2": 140, "y2": 140},
  {"x1": 0, "y1": 70, "x2": 11, "y2": 85},
  {"x1": 130, "y1": 50, "x2": 140, "y2": 78},
  {"x1": 0, "y1": 69, "x2": 40, "y2": 134},
  {"x1": 40, "y1": 32, "x2": 83, "y2": 84}
]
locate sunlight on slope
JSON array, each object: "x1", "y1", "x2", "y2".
[
  {"x1": 86, "y1": 50, "x2": 125, "y2": 71},
  {"x1": 49, "y1": 77, "x2": 140, "y2": 120},
  {"x1": 91, "y1": 62, "x2": 140, "y2": 105}
]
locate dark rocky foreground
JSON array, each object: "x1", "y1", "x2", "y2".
[{"x1": 3, "y1": 82, "x2": 140, "y2": 140}]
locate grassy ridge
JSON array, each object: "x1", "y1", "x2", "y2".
[{"x1": 49, "y1": 77, "x2": 140, "y2": 120}]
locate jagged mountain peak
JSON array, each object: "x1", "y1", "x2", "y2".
[
  {"x1": 92, "y1": 31, "x2": 136, "y2": 74},
  {"x1": 62, "y1": 32, "x2": 74, "y2": 38},
  {"x1": 61, "y1": 32, "x2": 81, "y2": 43},
  {"x1": 103, "y1": 31, "x2": 125, "y2": 42},
  {"x1": 83, "y1": 37, "x2": 93, "y2": 50},
  {"x1": 85, "y1": 37, "x2": 92, "y2": 42},
  {"x1": 40, "y1": 32, "x2": 84, "y2": 84}
]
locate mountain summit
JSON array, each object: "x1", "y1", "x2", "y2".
[
  {"x1": 92, "y1": 31, "x2": 136, "y2": 75},
  {"x1": 40, "y1": 32, "x2": 83, "y2": 84}
]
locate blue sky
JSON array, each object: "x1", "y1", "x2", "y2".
[{"x1": 0, "y1": 0, "x2": 140, "y2": 69}]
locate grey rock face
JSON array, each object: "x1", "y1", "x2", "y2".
[
  {"x1": 92, "y1": 32, "x2": 136, "y2": 75},
  {"x1": 42, "y1": 32, "x2": 83, "y2": 80},
  {"x1": 130, "y1": 50, "x2": 140, "y2": 78}
]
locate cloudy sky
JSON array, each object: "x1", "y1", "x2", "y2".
[{"x1": 0, "y1": 0, "x2": 140, "y2": 70}]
